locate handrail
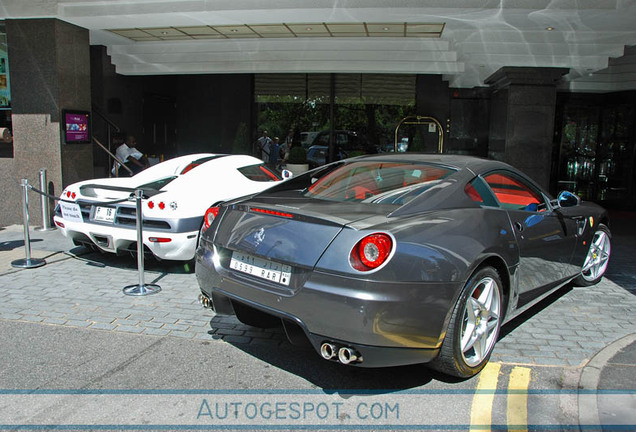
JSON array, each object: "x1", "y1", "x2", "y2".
[
  {"x1": 91, "y1": 106, "x2": 124, "y2": 177},
  {"x1": 92, "y1": 136, "x2": 133, "y2": 176},
  {"x1": 92, "y1": 106, "x2": 121, "y2": 133}
]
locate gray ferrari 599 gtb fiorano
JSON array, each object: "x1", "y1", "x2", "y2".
[{"x1": 195, "y1": 154, "x2": 611, "y2": 378}]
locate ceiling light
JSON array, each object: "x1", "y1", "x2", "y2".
[
  {"x1": 546, "y1": 27, "x2": 554, "y2": 31},
  {"x1": 161, "y1": 31, "x2": 169, "y2": 35},
  {"x1": 383, "y1": 27, "x2": 390, "y2": 31},
  {"x1": 230, "y1": 29, "x2": 239, "y2": 33},
  {"x1": 306, "y1": 27, "x2": 312, "y2": 31}
]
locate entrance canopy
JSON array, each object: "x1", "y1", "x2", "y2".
[{"x1": 2, "y1": 0, "x2": 636, "y2": 92}]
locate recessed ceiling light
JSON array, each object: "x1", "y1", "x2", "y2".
[
  {"x1": 161, "y1": 31, "x2": 169, "y2": 35},
  {"x1": 306, "y1": 27, "x2": 312, "y2": 31},
  {"x1": 383, "y1": 27, "x2": 390, "y2": 31},
  {"x1": 230, "y1": 29, "x2": 239, "y2": 33},
  {"x1": 546, "y1": 27, "x2": 554, "y2": 31}
]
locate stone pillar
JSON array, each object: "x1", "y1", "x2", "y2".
[
  {"x1": 1, "y1": 18, "x2": 92, "y2": 225},
  {"x1": 485, "y1": 67, "x2": 568, "y2": 189},
  {"x1": 415, "y1": 75, "x2": 450, "y2": 153}
]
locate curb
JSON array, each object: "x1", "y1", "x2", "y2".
[{"x1": 578, "y1": 332, "x2": 636, "y2": 431}]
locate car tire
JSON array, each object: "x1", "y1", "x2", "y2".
[
  {"x1": 431, "y1": 266, "x2": 503, "y2": 378},
  {"x1": 573, "y1": 223, "x2": 611, "y2": 287}
]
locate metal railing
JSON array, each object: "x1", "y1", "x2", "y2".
[{"x1": 91, "y1": 107, "x2": 132, "y2": 177}]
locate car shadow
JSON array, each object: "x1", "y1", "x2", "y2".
[
  {"x1": 221, "y1": 338, "x2": 447, "y2": 392},
  {"x1": 211, "y1": 317, "x2": 469, "y2": 391},
  {"x1": 498, "y1": 284, "x2": 573, "y2": 340},
  {"x1": 66, "y1": 246, "x2": 195, "y2": 274}
]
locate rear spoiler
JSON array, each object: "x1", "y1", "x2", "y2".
[{"x1": 79, "y1": 184, "x2": 164, "y2": 199}]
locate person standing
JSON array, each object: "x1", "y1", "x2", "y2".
[
  {"x1": 270, "y1": 136, "x2": 280, "y2": 169},
  {"x1": 255, "y1": 130, "x2": 272, "y2": 163},
  {"x1": 279, "y1": 129, "x2": 294, "y2": 167}
]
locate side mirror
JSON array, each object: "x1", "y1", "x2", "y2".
[{"x1": 557, "y1": 191, "x2": 580, "y2": 208}]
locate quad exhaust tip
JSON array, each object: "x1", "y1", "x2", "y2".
[
  {"x1": 320, "y1": 343, "x2": 337, "y2": 360},
  {"x1": 198, "y1": 293, "x2": 213, "y2": 309},
  {"x1": 320, "y1": 342, "x2": 362, "y2": 364}
]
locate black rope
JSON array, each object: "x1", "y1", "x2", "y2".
[{"x1": 27, "y1": 185, "x2": 134, "y2": 207}]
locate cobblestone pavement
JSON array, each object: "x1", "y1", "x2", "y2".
[{"x1": 1, "y1": 221, "x2": 635, "y2": 368}]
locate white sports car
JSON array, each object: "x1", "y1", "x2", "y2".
[{"x1": 53, "y1": 154, "x2": 286, "y2": 261}]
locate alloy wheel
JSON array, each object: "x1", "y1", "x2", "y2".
[
  {"x1": 581, "y1": 230, "x2": 611, "y2": 282},
  {"x1": 460, "y1": 276, "x2": 501, "y2": 367}
]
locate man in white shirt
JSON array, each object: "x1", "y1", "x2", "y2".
[
  {"x1": 112, "y1": 135, "x2": 148, "y2": 176},
  {"x1": 255, "y1": 130, "x2": 272, "y2": 163}
]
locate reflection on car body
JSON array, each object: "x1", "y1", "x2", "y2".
[{"x1": 195, "y1": 154, "x2": 611, "y2": 377}]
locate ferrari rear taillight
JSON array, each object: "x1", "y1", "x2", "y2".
[
  {"x1": 203, "y1": 206, "x2": 220, "y2": 231},
  {"x1": 64, "y1": 190, "x2": 76, "y2": 200},
  {"x1": 350, "y1": 233, "x2": 393, "y2": 272}
]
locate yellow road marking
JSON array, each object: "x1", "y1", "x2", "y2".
[
  {"x1": 507, "y1": 366, "x2": 531, "y2": 432},
  {"x1": 469, "y1": 362, "x2": 501, "y2": 432}
]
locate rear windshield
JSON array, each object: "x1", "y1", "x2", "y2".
[
  {"x1": 305, "y1": 161, "x2": 456, "y2": 204},
  {"x1": 238, "y1": 164, "x2": 282, "y2": 182},
  {"x1": 138, "y1": 176, "x2": 177, "y2": 191}
]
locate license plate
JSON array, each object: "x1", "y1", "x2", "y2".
[
  {"x1": 94, "y1": 206, "x2": 116, "y2": 223},
  {"x1": 230, "y1": 253, "x2": 292, "y2": 286}
]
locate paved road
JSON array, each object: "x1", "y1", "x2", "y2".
[{"x1": 0, "y1": 217, "x2": 635, "y2": 430}]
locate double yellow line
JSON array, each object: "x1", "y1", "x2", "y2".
[{"x1": 470, "y1": 362, "x2": 532, "y2": 432}]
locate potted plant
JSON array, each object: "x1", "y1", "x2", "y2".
[{"x1": 286, "y1": 145, "x2": 309, "y2": 175}]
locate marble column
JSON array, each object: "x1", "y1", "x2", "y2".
[
  {"x1": 0, "y1": 18, "x2": 92, "y2": 225},
  {"x1": 485, "y1": 67, "x2": 568, "y2": 189}
]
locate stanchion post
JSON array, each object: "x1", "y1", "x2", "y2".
[
  {"x1": 123, "y1": 188, "x2": 161, "y2": 296},
  {"x1": 11, "y1": 179, "x2": 46, "y2": 269},
  {"x1": 35, "y1": 168, "x2": 55, "y2": 232}
]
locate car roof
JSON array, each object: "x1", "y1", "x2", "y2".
[{"x1": 351, "y1": 153, "x2": 515, "y2": 176}]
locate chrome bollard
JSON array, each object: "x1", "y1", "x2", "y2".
[
  {"x1": 123, "y1": 189, "x2": 161, "y2": 296},
  {"x1": 35, "y1": 168, "x2": 56, "y2": 232},
  {"x1": 11, "y1": 179, "x2": 46, "y2": 269}
]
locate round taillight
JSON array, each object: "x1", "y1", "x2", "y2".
[
  {"x1": 203, "y1": 206, "x2": 220, "y2": 231},
  {"x1": 71, "y1": 192, "x2": 76, "y2": 199},
  {"x1": 66, "y1": 191, "x2": 71, "y2": 198},
  {"x1": 148, "y1": 201, "x2": 154, "y2": 209},
  {"x1": 158, "y1": 202, "x2": 165, "y2": 210},
  {"x1": 350, "y1": 233, "x2": 393, "y2": 272}
]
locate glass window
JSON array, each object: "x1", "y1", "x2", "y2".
[
  {"x1": 0, "y1": 22, "x2": 12, "y2": 159},
  {"x1": 484, "y1": 172, "x2": 545, "y2": 211},
  {"x1": 238, "y1": 164, "x2": 282, "y2": 182},
  {"x1": 305, "y1": 160, "x2": 456, "y2": 204}
]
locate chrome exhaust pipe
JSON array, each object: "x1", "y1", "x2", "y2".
[
  {"x1": 320, "y1": 343, "x2": 337, "y2": 360},
  {"x1": 198, "y1": 293, "x2": 213, "y2": 309},
  {"x1": 338, "y1": 347, "x2": 361, "y2": 364}
]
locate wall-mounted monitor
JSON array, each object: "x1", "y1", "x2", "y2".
[{"x1": 62, "y1": 109, "x2": 91, "y2": 144}]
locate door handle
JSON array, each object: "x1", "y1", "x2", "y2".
[{"x1": 515, "y1": 222, "x2": 524, "y2": 232}]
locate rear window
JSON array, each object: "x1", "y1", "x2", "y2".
[
  {"x1": 238, "y1": 164, "x2": 282, "y2": 182},
  {"x1": 305, "y1": 161, "x2": 456, "y2": 204},
  {"x1": 138, "y1": 176, "x2": 177, "y2": 191}
]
